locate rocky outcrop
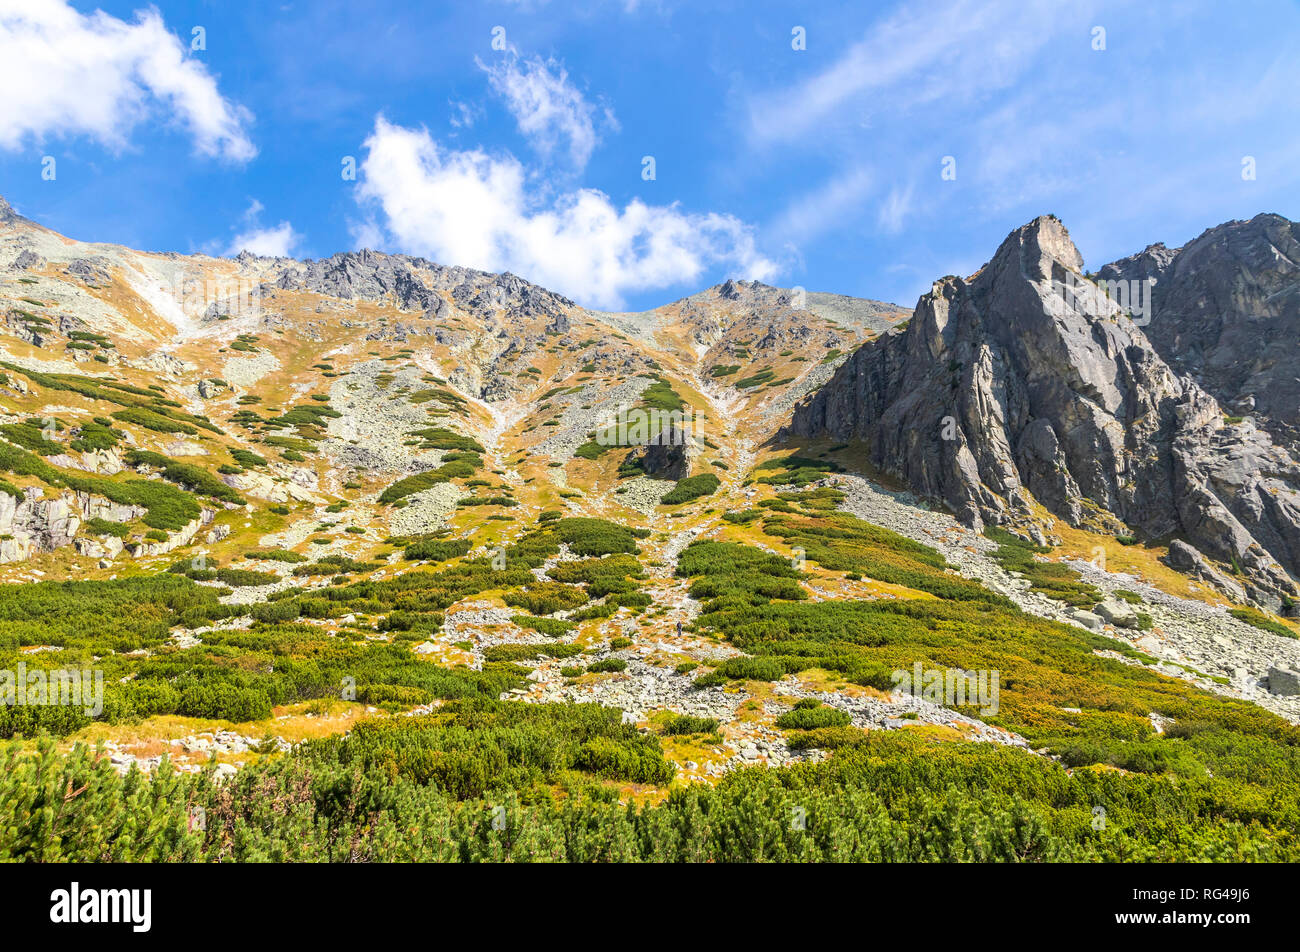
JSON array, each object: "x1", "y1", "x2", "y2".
[
  {"x1": 273, "y1": 250, "x2": 434, "y2": 308},
  {"x1": 0, "y1": 489, "x2": 145, "y2": 563},
  {"x1": 627, "y1": 426, "x2": 697, "y2": 480},
  {"x1": 269, "y1": 250, "x2": 574, "y2": 322},
  {"x1": 70, "y1": 448, "x2": 125, "y2": 475},
  {"x1": 11, "y1": 248, "x2": 45, "y2": 271},
  {"x1": 1096, "y1": 241, "x2": 1179, "y2": 288},
  {"x1": 790, "y1": 215, "x2": 1300, "y2": 609},
  {"x1": 125, "y1": 511, "x2": 213, "y2": 558},
  {"x1": 127, "y1": 351, "x2": 191, "y2": 377},
  {"x1": 0, "y1": 484, "x2": 221, "y2": 564},
  {"x1": 221, "y1": 469, "x2": 320, "y2": 504},
  {"x1": 1120, "y1": 214, "x2": 1300, "y2": 445},
  {"x1": 1164, "y1": 539, "x2": 1247, "y2": 602},
  {"x1": 75, "y1": 534, "x2": 125, "y2": 561},
  {"x1": 449, "y1": 271, "x2": 573, "y2": 324},
  {"x1": 65, "y1": 257, "x2": 111, "y2": 285},
  {"x1": 0, "y1": 196, "x2": 24, "y2": 228}
]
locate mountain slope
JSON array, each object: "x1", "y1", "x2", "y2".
[{"x1": 0, "y1": 193, "x2": 901, "y2": 572}]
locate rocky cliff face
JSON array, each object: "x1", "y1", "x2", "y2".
[
  {"x1": 1117, "y1": 214, "x2": 1300, "y2": 447},
  {"x1": 791, "y1": 215, "x2": 1300, "y2": 609}
]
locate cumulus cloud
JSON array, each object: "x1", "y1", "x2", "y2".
[
  {"x1": 225, "y1": 201, "x2": 300, "y2": 257},
  {"x1": 478, "y1": 53, "x2": 612, "y2": 170},
  {"x1": 354, "y1": 117, "x2": 775, "y2": 310},
  {"x1": 0, "y1": 0, "x2": 255, "y2": 160}
]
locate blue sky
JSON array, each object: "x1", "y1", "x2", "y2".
[{"x1": 2, "y1": 0, "x2": 1298, "y2": 312}]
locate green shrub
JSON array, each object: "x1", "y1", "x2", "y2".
[
  {"x1": 1229, "y1": 607, "x2": 1296, "y2": 639},
  {"x1": 661, "y1": 473, "x2": 720, "y2": 505},
  {"x1": 403, "y1": 537, "x2": 472, "y2": 562},
  {"x1": 985, "y1": 527, "x2": 1102, "y2": 607},
  {"x1": 775, "y1": 705, "x2": 852, "y2": 729},
  {"x1": 661, "y1": 714, "x2": 720, "y2": 735},
  {"x1": 84, "y1": 518, "x2": 130, "y2": 538}
]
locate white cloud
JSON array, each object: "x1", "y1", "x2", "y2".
[
  {"x1": 225, "y1": 201, "x2": 300, "y2": 257},
  {"x1": 479, "y1": 53, "x2": 611, "y2": 170},
  {"x1": 355, "y1": 116, "x2": 775, "y2": 309},
  {"x1": 0, "y1": 0, "x2": 254, "y2": 160},
  {"x1": 448, "y1": 99, "x2": 482, "y2": 130},
  {"x1": 877, "y1": 183, "x2": 914, "y2": 234}
]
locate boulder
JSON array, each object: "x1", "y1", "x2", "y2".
[
  {"x1": 1094, "y1": 599, "x2": 1140, "y2": 629},
  {"x1": 1069, "y1": 609, "x2": 1104, "y2": 631},
  {"x1": 1267, "y1": 666, "x2": 1300, "y2": 696},
  {"x1": 627, "y1": 425, "x2": 696, "y2": 481}
]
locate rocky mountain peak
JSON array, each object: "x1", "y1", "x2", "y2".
[
  {"x1": 0, "y1": 195, "x2": 20, "y2": 226},
  {"x1": 713, "y1": 278, "x2": 785, "y2": 305},
  {"x1": 791, "y1": 214, "x2": 1300, "y2": 609},
  {"x1": 1005, "y1": 213, "x2": 1085, "y2": 277},
  {"x1": 1134, "y1": 212, "x2": 1300, "y2": 444}
]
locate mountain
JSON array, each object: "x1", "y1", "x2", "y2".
[
  {"x1": 8, "y1": 195, "x2": 1300, "y2": 863},
  {"x1": 0, "y1": 192, "x2": 901, "y2": 563},
  {"x1": 1104, "y1": 214, "x2": 1300, "y2": 448},
  {"x1": 790, "y1": 214, "x2": 1300, "y2": 610}
]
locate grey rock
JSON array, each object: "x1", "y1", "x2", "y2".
[
  {"x1": 1133, "y1": 214, "x2": 1300, "y2": 447},
  {"x1": 0, "y1": 195, "x2": 20, "y2": 226},
  {"x1": 0, "y1": 488, "x2": 145, "y2": 563},
  {"x1": 197, "y1": 378, "x2": 225, "y2": 398},
  {"x1": 272, "y1": 251, "x2": 573, "y2": 323},
  {"x1": 626, "y1": 425, "x2": 697, "y2": 481},
  {"x1": 1094, "y1": 599, "x2": 1140, "y2": 629},
  {"x1": 423, "y1": 294, "x2": 452, "y2": 321},
  {"x1": 1070, "y1": 609, "x2": 1104, "y2": 630},
  {"x1": 11, "y1": 248, "x2": 45, "y2": 271},
  {"x1": 65, "y1": 257, "x2": 110, "y2": 285},
  {"x1": 1164, "y1": 540, "x2": 1248, "y2": 602},
  {"x1": 1095, "y1": 241, "x2": 1179, "y2": 289},
  {"x1": 1267, "y1": 665, "x2": 1300, "y2": 696}
]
